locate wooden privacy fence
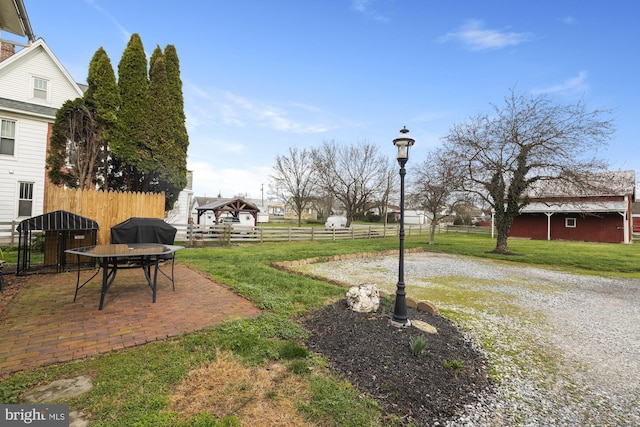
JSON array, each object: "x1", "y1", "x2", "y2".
[{"x1": 45, "y1": 186, "x2": 165, "y2": 244}]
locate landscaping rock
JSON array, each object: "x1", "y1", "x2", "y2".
[
  {"x1": 22, "y1": 376, "x2": 93, "y2": 403},
  {"x1": 22, "y1": 376, "x2": 93, "y2": 427},
  {"x1": 417, "y1": 300, "x2": 439, "y2": 315},
  {"x1": 412, "y1": 319, "x2": 438, "y2": 334},
  {"x1": 346, "y1": 283, "x2": 380, "y2": 312}
]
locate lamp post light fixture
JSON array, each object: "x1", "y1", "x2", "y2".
[{"x1": 391, "y1": 126, "x2": 415, "y2": 327}]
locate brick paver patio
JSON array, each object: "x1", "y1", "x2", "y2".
[{"x1": 0, "y1": 263, "x2": 261, "y2": 376}]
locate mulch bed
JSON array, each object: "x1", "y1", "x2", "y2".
[{"x1": 303, "y1": 299, "x2": 491, "y2": 426}]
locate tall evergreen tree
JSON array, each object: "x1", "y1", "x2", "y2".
[
  {"x1": 50, "y1": 34, "x2": 190, "y2": 211},
  {"x1": 147, "y1": 49, "x2": 186, "y2": 210},
  {"x1": 84, "y1": 47, "x2": 119, "y2": 188},
  {"x1": 115, "y1": 33, "x2": 149, "y2": 191},
  {"x1": 163, "y1": 44, "x2": 189, "y2": 205},
  {"x1": 47, "y1": 48, "x2": 117, "y2": 190}
]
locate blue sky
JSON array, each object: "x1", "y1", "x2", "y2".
[{"x1": 17, "y1": 0, "x2": 640, "y2": 199}]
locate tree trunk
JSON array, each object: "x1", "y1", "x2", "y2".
[
  {"x1": 494, "y1": 230, "x2": 510, "y2": 254},
  {"x1": 429, "y1": 222, "x2": 437, "y2": 245},
  {"x1": 492, "y1": 213, "x2": 513, "y2": 254}
]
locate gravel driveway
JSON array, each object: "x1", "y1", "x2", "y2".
[{"x1": 302, "y1": 252, "x2": 640, "y2": 426}]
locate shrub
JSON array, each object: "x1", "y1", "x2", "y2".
[{"x1": 409, "y1": 335, "x2": 427, "y2": 356}]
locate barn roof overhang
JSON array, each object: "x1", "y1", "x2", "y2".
[{"x1": 519, "y1": 200, "x2": 629, "y2": 214}]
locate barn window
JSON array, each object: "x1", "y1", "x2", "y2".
[{"x1": 565, "y1": 218, "x2": 576, "y2": 228}]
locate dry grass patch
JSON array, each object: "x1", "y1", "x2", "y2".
[{"x1": 168, "y1": 349, "x2": 311, "y2": 426}]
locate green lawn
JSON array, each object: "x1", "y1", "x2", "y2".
[{"x1": 1, "y1": 234, "x2": 638, "y2": 426}]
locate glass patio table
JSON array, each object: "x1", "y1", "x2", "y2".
[{"x1": 65, "y1": 243, "x2": 183, "y2": 310}]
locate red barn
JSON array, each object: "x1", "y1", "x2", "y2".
[{"x1": 509, "y1": 171, "x2": 636, "y2": 244}]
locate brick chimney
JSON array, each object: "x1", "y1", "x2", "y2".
[{"x1": 0, "y1": 43, "x2": 16, "y2": 62}]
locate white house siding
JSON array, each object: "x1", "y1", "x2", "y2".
[
  {"x1": 0, "y1": 39, "x2": 84, "y2": 224},
  {"x1": 0, "y1": 42, "x2": 82, "y2": 107},
  {"x1": 165, "y1": 188, "x2": 194, "y2": 226},
  {"x1": 0, "y1": 112, "x2": 49, "y2": 220}
]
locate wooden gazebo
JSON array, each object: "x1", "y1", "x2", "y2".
[{"x1": 195, "y1": 198, "x2": 260, "y2": 225}]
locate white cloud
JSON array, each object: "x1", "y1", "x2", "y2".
[
  {"x1": 185, "y1": 83, "x2": 340, "y2": 134},
  {"x1": 85, "y1": 0, "x2": 131, "y2": 43},
  {"x1": 188, "y1": 160, "x2": 271, "y2": 199},
  {"x1": 438, "y1": 19, "x2": 533, "y2": 51},
  {"x1": 532, "y1": 71, "x2": 589, "y2": 97},
  {"x1": 223, "y1": 92, "x2": 323, "y2": 133},
  {"x1": 351, "y1": 0, "x2": 388, "y2": 22}
]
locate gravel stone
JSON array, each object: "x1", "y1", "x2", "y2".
[{"x1": 303, "y1": 252, "x2": 640, "y2": 426}]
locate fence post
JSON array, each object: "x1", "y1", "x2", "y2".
[{"x1": 311, "y1": 227, "x2": 314, "y2": 241}]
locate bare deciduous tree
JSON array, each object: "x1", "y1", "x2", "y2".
[
  {"x1": 312, "y1": 141, "x2": 387, "y2": 226},
  {"x1": 269, "y1": 147, "x2": 317, "y2": 227},
  {"x1": 376, "y1": 160, "x2": 399, "y2": 226},
  {"x1": 47, "y1": 98, "x2": 102, "y2": 190},
  {"x1": 443, "y1": 89, "x2": 614, "y2": 254},
  {"x1": 413, "y1": 148, "x2": 464, "y2": 244}
]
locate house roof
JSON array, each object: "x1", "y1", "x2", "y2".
[
  {"x1": 0, "y1": 96, "x2": 57, "y2": 118},
  {"x1": 0, "y1": 0, "x2": 34, "y2": 40},
  {"x1": 0, "y1": 38, "x2": 85, "y2": 98},
  {"x1": 193, "y1": 196, "x2": 221, "y2": 208}
]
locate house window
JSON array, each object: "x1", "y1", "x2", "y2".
[
  {"x1": 33, "y1": 77, "x2": 49, "y2": 100},
  {"x1": 0, "y1": 119, "x2": 15, "y2": 155},
  {"x1": 565, "y1": 218, "x2": 576, "y2": 228},
  {"x1": 18, "y1": 182, "x2": 34, "y2": 217}
]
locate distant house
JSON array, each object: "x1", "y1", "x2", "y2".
[
  {"x1": 404, "y1": 209, "x2": 426, "y2": 225},
  {"x1": 0, "y1": 7, "x2": 85, "y2": 225},
  {"x1": 190, "y1": 196, "x2": 222, "y2": 225},
  {"x1": 509, "y1": 171, "x2": 636, "y2": 244},
  {"x1": 165, "y1": 171, "x2": 194, "y2": 226},
  {"x1": 265, "y1": 200, "x2": 285, "y2": 217}
]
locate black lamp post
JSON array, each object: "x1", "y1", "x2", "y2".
[{"x1": 391, "y1": 126, "x2": 415, "y2": 327}]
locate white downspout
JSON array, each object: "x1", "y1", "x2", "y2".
[
  {"x1": 545, "y1": 212, "x2": 552, "y2": 240},
  {"x1": 620, "y1": 195, "x2": 629, "y2": 244}
]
